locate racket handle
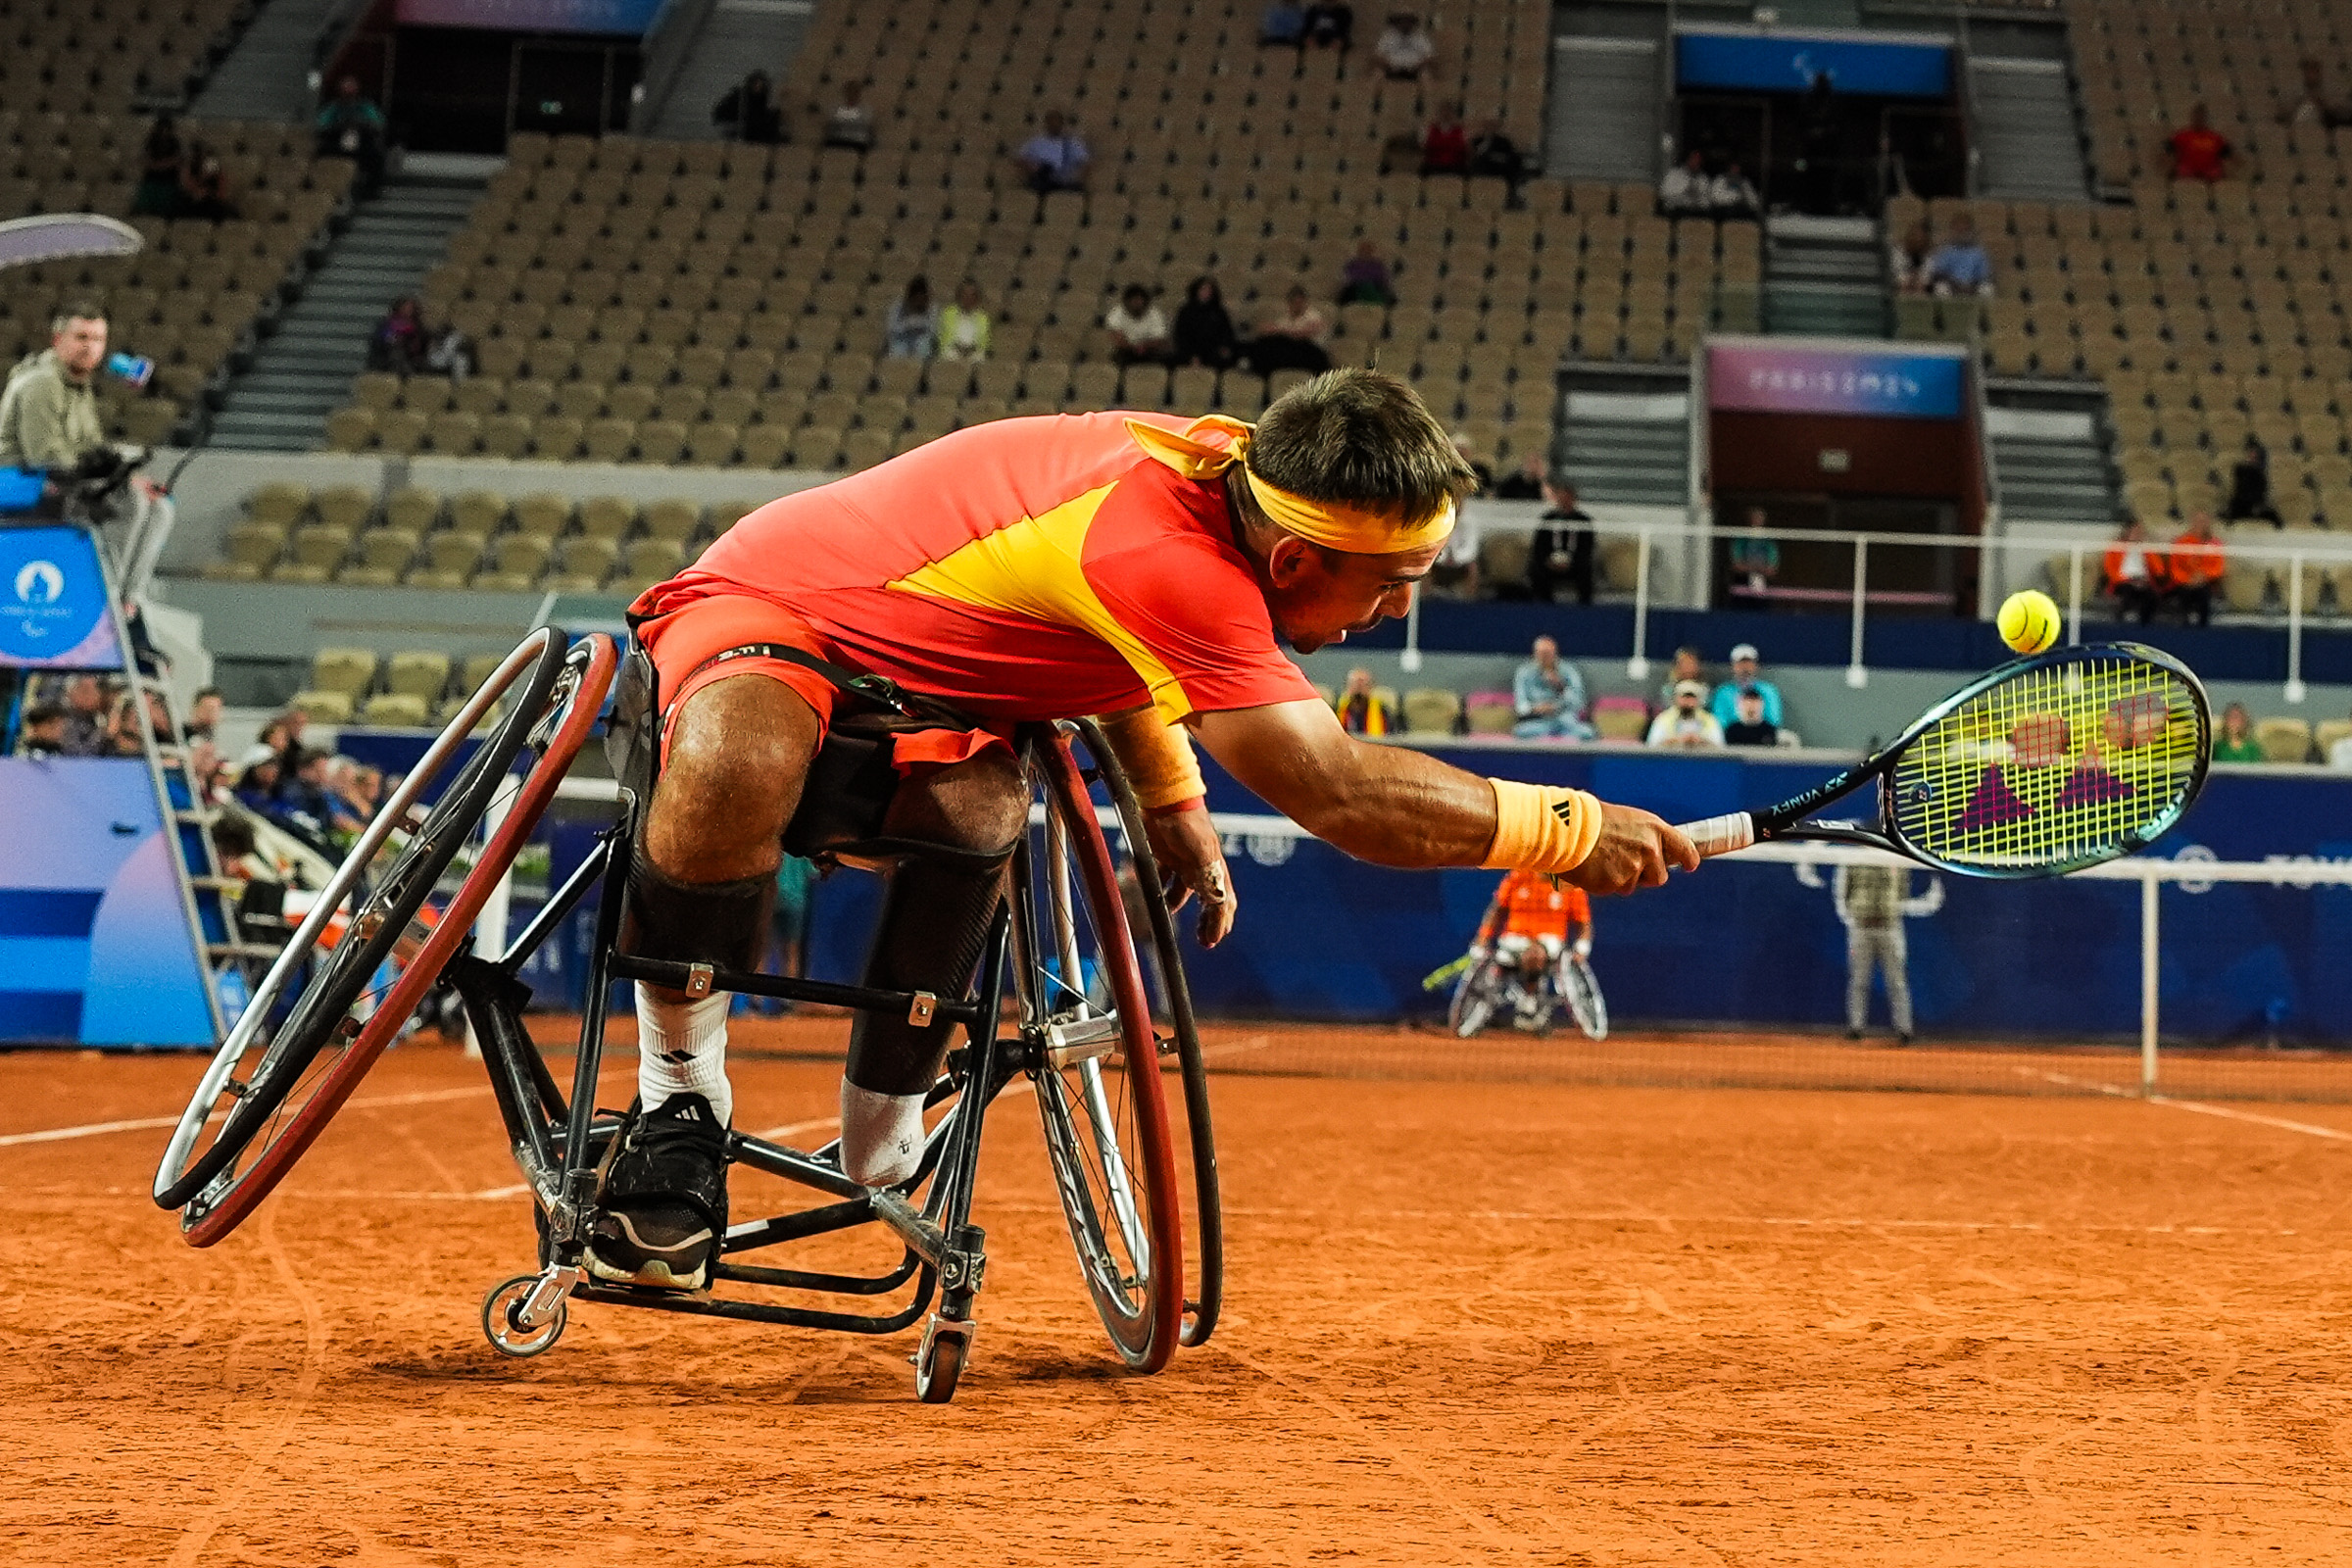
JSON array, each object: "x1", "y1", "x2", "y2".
[{"x1": 1675, "y1": 811, "x2": 1755, "y2": 859}]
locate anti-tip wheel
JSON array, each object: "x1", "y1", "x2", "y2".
[
  {"x1": 481, "y1": 1274, "x2": 567, "y2": 1358},
  {"x1": 913, "y1": 1315, "x2": 971, "y2": 1403}
]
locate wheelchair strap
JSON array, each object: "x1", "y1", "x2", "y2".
[{"x1": 680, "y1": 640, "x2": 982, "y2": 731}]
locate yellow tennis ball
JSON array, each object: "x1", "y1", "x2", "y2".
[{"x1": 1998, "y1": 589, "x2": 2061, "y2": 656}]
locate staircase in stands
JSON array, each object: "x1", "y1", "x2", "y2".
[
  {"x1": 1762, "y1": 215, "x2": 1889, "y2": 339},
  {"x1": 1552, "y1": 366, "x2": 1690, "y2": 510}
]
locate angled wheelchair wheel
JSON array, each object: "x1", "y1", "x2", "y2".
[
  {"x1": 155, "y1": 632, "x2": 617, "y2": 1242},
  {"x1": 1448, "y1": 959, "x2": 1502, "y2": 1039},
  {"x1": 1018, "y1": 726, "x2": 1186, "y2": 1373},
  {"x1": 1563, "y1": 954, "x2": 1609, "y2": 1042}
]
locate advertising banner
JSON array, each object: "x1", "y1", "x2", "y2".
[
  {"x1": 0, "y1": 524, "x2": 123, "y2": 670},
  {"x1": 1708, "y1": 340, "x2": 1967, "y2": 419},
  {"x1": 1676, "y1": 29, "x2": 1954, "y2": 98},
  {"x1": 396, "y1": 0, "x2": 664, "y2": 34}
]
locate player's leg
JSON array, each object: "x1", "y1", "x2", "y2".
[
  {"x1": 1844, "y1": 923, "x2": 1873, "y2": 1037},
  {"x1": 1883, "y1": 925, "x2": 1915, "y2": 1042},
  {"x1": 838, "y1": 747, "x2": 1028, "y2": 1186}
]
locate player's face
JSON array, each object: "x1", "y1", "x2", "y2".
[{"x1": 1262, "y1": 537, "x2": 1444, "y2": 654}]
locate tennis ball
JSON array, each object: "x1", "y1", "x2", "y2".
[{"x1": 1997, "y1": 589, "x2": 2061, "y2": 656}]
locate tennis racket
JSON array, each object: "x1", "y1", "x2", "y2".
[{"x1": 1677, "y1": 642, "x2": 2211, "y2": 878}]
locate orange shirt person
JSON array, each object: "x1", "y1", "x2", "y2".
[
  {"x1": 2102, "y1": 521, "x2": 2166, "y2": 624},
  {"x1": 1474, "y1": 867, "x2": 1593, "y2": 977},
  {"x1": 2167, "y1": 513, "x2": 2226, "y2": 626}
]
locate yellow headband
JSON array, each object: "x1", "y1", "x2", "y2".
[{"x1": 1124, "y1": 415, "x2": 1457, "y2": 556}]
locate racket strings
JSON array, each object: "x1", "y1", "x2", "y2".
[{"x1": 1890, "y1": 653, "x2": 2204, "y2": 871}]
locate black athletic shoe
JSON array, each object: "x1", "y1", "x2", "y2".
[{"x1": 585, "y1": 1094, "x2": 728, "y2": 1291}]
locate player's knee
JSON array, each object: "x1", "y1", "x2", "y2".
[{"x1": 649, "y1": 679, "x2": 817, "y2": 868}]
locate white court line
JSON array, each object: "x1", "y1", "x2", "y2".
[
  {"x1": 2028, "y1": 1068, "x2": 2352, "y2": 1143},
  {"x1": 0, "y1": 1085, "x2": 491, "y2": 1150}
]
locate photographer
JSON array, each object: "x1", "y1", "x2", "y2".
[{"x1": 0, "y1": 302, "x2": 111, "y2": 489}]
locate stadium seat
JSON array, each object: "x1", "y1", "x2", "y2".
[
  {"x1": 1479, "y1": 533, "x2": 1531, "y2": 588},
  {"x1": 1463, "y1": 693, "x2": 1516, "y2": 735},
  {"x1": 513, "y1": 493, "x2": 573, "y2": 538},
  {"x1": 1401, "y1": 688, "x2": 1462, "y2": 735},
  {"x1": 361, "y1": 693, "x2": 432, "y2": 728},
  {"x1": 2315, "y1": 720, "x2": 2352, "y2": 760},
  {"x1": 346, "y1": 527, "x2": 420, "y2": 585},
  {"x1": 576, "y1": 497, "x2": 636, "y2": 540},
  {"x1": 383, "y1": 487, "x2": 440, "y2": 533},
  {"x1": 1591, "y1": 696, "x2": 1650, "y2": 743},
  {"x1": 324, "y1": 407, "x2": 375, "y2": 452},
  {"x1": 286, "y1": 689, "x2": 355, "y2": 725},
  {"x1": 310, "y1": 647, "x2": 379, "y2": 698},
  {"x1": 385, "y1": 651, "x2": 453, "y2": 701},
  {"x1": 2255, "y1": 717, "x2": 2313, "y2": 763}
]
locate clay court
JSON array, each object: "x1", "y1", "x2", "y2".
[{"x1": 12, "y1": 1020, "x2": 2352, "y2": 1564}]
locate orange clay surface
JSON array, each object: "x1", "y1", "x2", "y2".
[{"x1": 8, "y1": 1020, "x2": 2352, "y2": 1566}]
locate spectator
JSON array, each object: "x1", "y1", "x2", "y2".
[
  {"x1": 1260, "y1": 1, "x2": 1306, "y2": 47},
  {"x1": 1889, "y1": 220, "x2": 1934, "y2": 293},
  {"x1": 320, "y1": 757, "x2": 372, "y2": 837},
  {"x1": 1710, "y1": 644, "x2": 1784, "y2": 729},
  {"x1": 1727, "y1": 505, "x2": 1781, "y2": 593},
  {"x1": 187, "y1": 737, "x2": 229, "y2": 806},
  {"x1": 1102, "y1": 284, "x2": 1171, "y2": 367},
  {"x1": 368, "y1": 296, "x2": 429, "y2": 374},
  {"x1": 1646, "y1": 680, "x2": 1725, "y2": 748},
  {"x1": 0, "y1": 300, "x2": 109, "y2": 476},
  {"x1": 1657, "y1": 645, "x2": 1708, "y2": 710},
  {"x1": 1511, "y1": 635, "x2": 1592, "y2": 741},
  {"x1": 936, "y1": 280, "x2": 992, "y2": 363},
  {"x1": 1924, "y1": 214, "x2": 1993, "y2": 297},
  {"x1": 2167, "y1": 103, "x2": 2233, "y2": 182},
  {"x1": 1708, "y1": 160, "x2": 1761, "y2": 219},
  {"x1": 316, "y1": 75, "x2": 388, "y2": 196},
  {"x1": 1019, "y1": 111, "x2": 1090, "y2": 195},
  {"x1": 184, "y1": 686, "x2": 223, "y2": 744},
  {"x1": 1530, "y1": 476, "x2": 1593, "y2": 606},
  {"x1": 2103, "y1": 519, "x2": 2166, "y2": 623},
  {"x1": 1831, "y1": 863, "x2": 1940, "y2": 1044},
  {"x1": 1660, "y1": 150, "x2": 1712, "y2": 216},
  {"x1": 2330, "y1": 708, "x2": 2352, "y2": 769},
  {"x1": 1333, "y1": 667, "x2": 1393, "y2": 736},
  {"x1": 885, "y1": 276, "x2": 940, "y2": 360},
  {"x1": 1304, "y1": 2, "x2": 1354, "y2": 50},
  {"x1": 822, "y1": 80, "x2": 875, "y2": 152},
  {"x1": 2167, "y1": 512, "x2": 2225, "y2": 626},
  {"x1": 1172, "y1": 276, "x2": 1242, "y2": 370},
  {"x1": 1337, "y1": 239, "x2": 1396, "y2": 307},
  {"x1": 2278, "y1": 59, "x2": 2349, "y2": 129},
  {"x1": 1249, "y1": 286, "x2": 1332, "y2": 374},
  {"x1": 1493, "y1": 453, "x2": 1544, "y2": 501},
  {"x1": 1375, "y1": 13, "x2": 1433, "y2": 80},
  {"x1": 57, "y1": 674, "x2": 109, "y2": 756},
  {"x1": 2224, "y1": 435, "x2": 2282, "y2": 525},
  {"x1": 232, "y1": 745, "x2": 282, "y2": 812},
  {"x1": 2212, "y1": 703, "x2": 2265, "y2": 762},
  {"x1": 1443, "y1": 430, "x2": 1492, "y2": 493},
  {"x1": 133, "y1": 113, "x2": 183, "y2": 217},
  {"x1": 176, "y1": 141, "x2": 236, "y2": 221},
  {"x1": 713, "y1": 70, "x2": 784, "y2": 145},
  {"x1": 1420, "y1": 102, "x2": 1469, "y2": 175},
  {"x1": 1468, "y1": 119, "x2": 1534, "y2": 206},
  {"x1": 1723, "y1": 689, "x2": 1780, "y2": 747},
  {"x1": 18, "y1": 704, "x2": 66, "y2": 758}
]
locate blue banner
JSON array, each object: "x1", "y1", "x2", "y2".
[
  {"x1": 1710, "y1": 340, "x2": 1967, "y2": 419},
  {"x1": 397, "y1": 0, "x2": 664, "y2": 35},
  {"x1": 1676, "y1": 29, "x2": 1954, "y2": 99},
  {"x1": 0, "y1": 524, "x2": 122, "y2": 669}
]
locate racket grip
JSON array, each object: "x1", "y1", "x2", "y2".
[{"x1": 1675, "y1": 811, "x2": 1755, "y2": 859}]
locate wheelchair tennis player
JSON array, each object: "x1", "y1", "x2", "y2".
[{"x1": 599, "y1": 368, "x2": 1698, "y2": 1291}]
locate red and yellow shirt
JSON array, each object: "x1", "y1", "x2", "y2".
[{"x1": 644, "y1": 412, "x2": 1318, "y2": 724}]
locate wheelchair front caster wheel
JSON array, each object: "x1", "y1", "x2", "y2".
[
  {"x1": 913, "y1": 1314, "x2": 971, "y2": 1403},
  {"x1": 482, "y1": 1273, "x2": 567, "y2": 1358}
]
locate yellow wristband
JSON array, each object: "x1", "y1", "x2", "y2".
[
  {"x1": 1481, "y1": 780, "x2": 1604, "y2": 873},
  {"x1": 1096, "y1": 708, "x2": 1206, "y2": 810}
]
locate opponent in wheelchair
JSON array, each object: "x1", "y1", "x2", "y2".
[{"x1": 1447, "y1": 867, "x2": 1608, "y2": 1041}]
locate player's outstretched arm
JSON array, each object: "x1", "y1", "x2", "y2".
[{"x1": 1193, "y1": 699, "x2": 1697, "y2": 895}]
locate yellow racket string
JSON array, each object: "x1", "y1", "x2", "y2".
[{"x1": 1889, "y1": 653, "x2": 2205, "y2": 870}]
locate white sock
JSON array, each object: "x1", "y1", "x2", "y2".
[
  {"x1": 634, "y1": 985, "x2": 733, "y2": 1125},
  {"x1": 839, "y1": 1079, "x2": 926, "y2": 1187}
]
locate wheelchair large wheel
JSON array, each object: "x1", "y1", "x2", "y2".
[
  {"x1": 1071, "y1": 718, "x2": 1222, "y2": 1349},
  {"x1": 1562, "y1": 954, "x2": 1608, "y2": 1042},
  {"x1": 1019, "y1": 727, "x2": 1186, "y2": 1373},
  {"x1": 1448, "y1": 958, "x2": 1502, "y2": 1039},
  {"x1": 154, "y1": 632, "x2": 617, "y2": 1241}
]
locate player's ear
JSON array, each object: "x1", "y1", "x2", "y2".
[{"x1": 1263, "y1": 534, "x2": 1326, "y2": 589}]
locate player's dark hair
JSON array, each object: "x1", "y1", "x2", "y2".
[
  {"x1": 51, "y1": 299, "x2": 107, "y2": 332},
  {"x1": 1250, "y1": 368, "x2": 1478, "y2": 525}
]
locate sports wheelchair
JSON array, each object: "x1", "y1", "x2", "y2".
[
  {"x1": 154, "y1": 629, "x2": 1222, "y2": 1401},
  {"x1": 1446, "y1": 937, "x2": 1608, "y2": 1042}
]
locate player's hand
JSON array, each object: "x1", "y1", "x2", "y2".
[
  {"x1": 1145, "y1": 804, "x2": 1237, "y2": 948},
  {"x1": 1560, "y1": 803, "x2": 1699, "y2": 896}
]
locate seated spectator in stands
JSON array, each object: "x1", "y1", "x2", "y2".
[
  {"x1": 277, "y1": 748, "x2": 341, "y2": 837},
  {"x1": 187, "y1": 737, "x2": 229, "y2": 807},
  {"x1": 1530, "y1": 477, "x2": 1593, "y2": 606},
  {"x1": 1337, "y1": 240, "x2": 1396, "y2": 307},
  {"x1": 1260, "y1": 1, "x2": 1307, "y2": 46},
  {"x1": 1728, "y1": 506, "x2": 1781, "y2": 593},
  {"x1": 885, "y1": 276, "x2": 939, "y2": 360},
  {"x1": 822, "y1": 80, "x2": 875, "y2": 151},
  {"x1": 2167, "y1": 103, "x2": 2233, "y2": 182},
  {"x1": 1723, "y1": 689, "x2": 1780, "y2": 748},
  {"x1": 133, "y1": 113, "x2": 183, "y2": 217},
  {"x1": 318, "y1": 757, "x2": 370, "y2": 838},
  {"x1": 233, "y1": 745, "x2": 283, "y2": 812},
  {"x1": 2224, "y1": 435, "x2": 2283, "y2": 525},
  {"x1": 936, "y1": 280, "x2": 992, "y2": 363},
  {"x1": 59, "y1": 674, "x2": 109, "y2": 757},
  {"x1": 1469, "y1": 119, "x2": 1534, "y2": 205},
  {"x1": 2103, "y1": 519, "x2": 2166, "y2": 622},
  {"x1": 2213, "y1": 702, "x2": 2265, "y2": 762},
  {"x1": 2167, "y1": 512, "x2": 2225, "y2": 626},
  {"x1": 1305, "y1": 2, "x2": 1354, "y2": 50},
  {"x1": 2278, "y1": 59, "x2": 2349, "y2": 129},
  {"x1": 1249, "y1": 287, "x2": 1332, "y2": 374},
  {"x1": 1334, "y1": 667, "x2": 1393, "y2": 736},
  {"x1": 18, "y1": 705, "x2": 66, "y2": 758},
  {"x1": 316, "y1": 76, "x2": 388, "y2": 196},
  {"x1": 2330, "y1": 708, "x2": 2352, "y2": 769},
  {"x1": 183, "y1": 686, "x2": 223, "y2": 744},
  {"x1": 1103, "y1": 284, "x2": 1171, "y2": 367},
  {"x1": 336, "y1": 761, "x2": 383, "y2": 826},
  {"x1": 1890, "y1": 220, "x2": 1934, "y2": 293},
  {"x1": 1710, "y1": 644, "x2": 1784, "y2": 729},
  {"x1": 368, "y1": 296, "x2": 430, "y2": 374},
  {"x1": 1657, "y1": 645, "x2": 1708, "y2": 710},
  {"x1": 1660, "y1": 151, "x2": 1711, "y2": 217},
  {"x1": 1924, "y1": 215, "x2": 1993, "y2": 297},
  {"x1": 1709, "y1": 160, "x2": 1761, "y2": 219},
  {"x1": 1512, "y1": 636, "x2": 1593, "y2": 741},
  {"x1": 1375, "y1": 13, "x2": 1433, "y2": 80},
  {"x1": 1172, "y1": 276, "x2": 1242, "y2": 369},
  {"x1": 1647, "y1": 681, "x2": 1725, "y2": 748},
  {"x1": 713, "y1": 70, "x2": 784, "y2": 145},
  {"x1": 1493, "y1": 453, "x2": 1544, "y2": 501},
  {"x1": 1019, "y1": 111, "x2": 1091, "y2": 194},
  {"x1": 1420, "y1": 102, "x2": 1469, "y2": 175}
]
